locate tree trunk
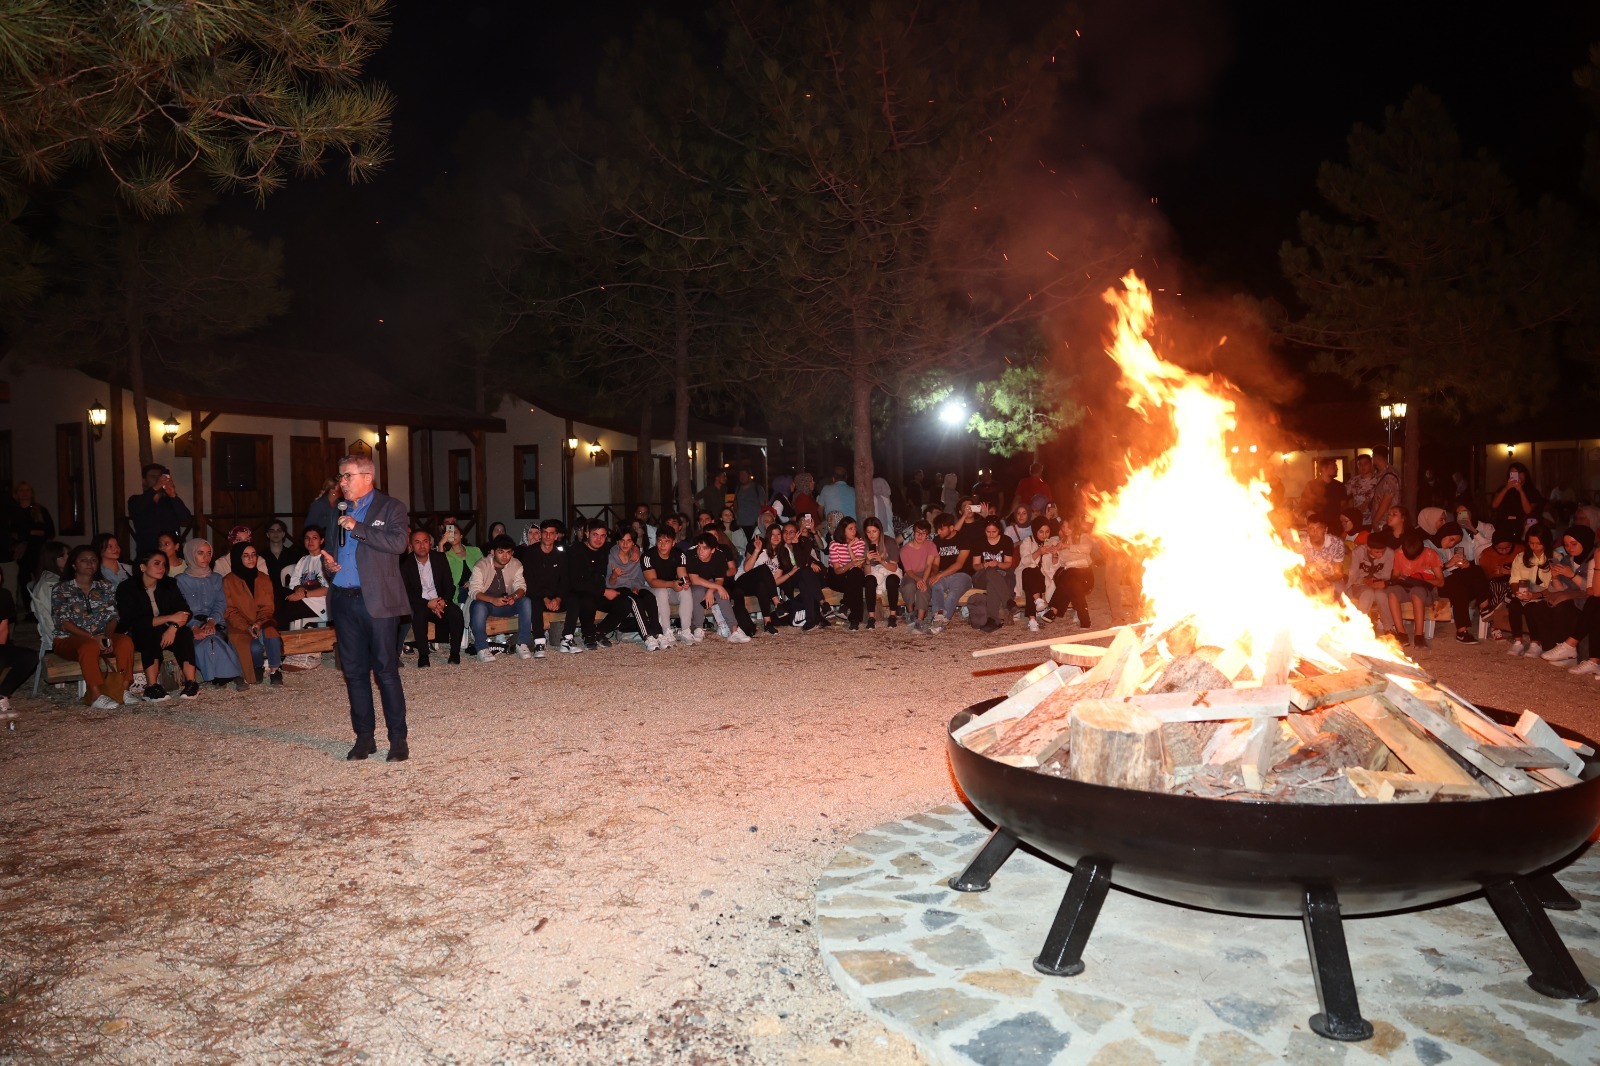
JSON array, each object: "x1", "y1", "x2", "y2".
[
  {"x1": 795, "y1": 426, "x2": 807, "y2": 474},
  {"x1": 1403, "y1": 403, "x2": 1421, "y2": 516},
  {"x1": 636, "y1": 404, "x2": 653, "y2": 513},
  {"x1": 673, "y1": 284, "x2": 694, "y2": 517},
  {"x1": 851, "y1": 370, "x2": 875, "y2": 525}
]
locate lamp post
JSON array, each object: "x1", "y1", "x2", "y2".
[
  {"x1": 86, "y1": 400, "x2": 108, "y2": 535},
  {"x1": 1380, "y1": 401, "x2": 1407, "y2": 456}
]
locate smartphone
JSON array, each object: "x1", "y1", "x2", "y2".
[{"x1": 968, "y1": 503, "x2": 979, "y2": 513}]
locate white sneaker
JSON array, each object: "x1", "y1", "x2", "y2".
[
  {"x1": 1027, "y1": 617, "x2": 1040, "y2": 632},
  {"x1": 1542, "y1": 643, "x2": 1577, "y2": 663},
  {"x1": 515, "y1": 644, "x2": 534, "y2": 660},
  {"x1": 475, "y1": 650, "x2": 497, "y2": 664},
  {"x1": 690, "y1": 628, "x2": 705, "y2": 644},
  {"x1": 1034, "y1": 596, "x2": 1048, "y2": 615},
  {"x1": 533, "y1": 641, "x2": 547, "y2": 659},
  {"x1": 561, "y1": 637, "x2": 583, "y2": 654},
  {"x1": 677, "y1": 628, "x2": 694, "y2": 645},
  {"x1": 930, "y1": 612, "x2": 947, "y2": 634},
  {"x1": 728, "y1": 630, "x2": 751, "y2": 644},
  {"x1": 122, "y1": 691, "x2": 141, "y2": 706},
  {"x1": 1567, "y1": 660, "x2": 1600, "y2": 676},
  {"x1": 717, "y1": 625, "x2": 732, "y2": 640},
  {"x1": 1508, "y1": 639, "x2": 1527, "y2": 656},
  {"x1": 0, "y1": 696, "x2": 15, "y2": 719},
  {"x1": 1524, "y1": 643, "x2": 1544, "y2": 658},
  {"x1": 791, "y1": 610, "x2": 806, "y2": 627},
  {"x1": 90, "y1": 694, "x2": 120, "y2": 711}
]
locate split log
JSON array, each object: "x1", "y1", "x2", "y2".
[
  {"x1": 983, "y1": 685, "x2": 1085, "y2": 767},
  {"x1": 1067, "y1": 700, "x2": 1164, "y2": 791},
  {"x1": 1160, "y1": 720, "x2": 1217, "y2": 779},
  {"x1": 1240, "y1": 720, "x2": 1293, "y2": 789},
  {"x1": 1288, "y1": 669, "x2": 1388, "y2": 711},
  {"x1": 1317, "y1": 707, "x2": 1391, "y2": 771},
  {"x1": 1122, "y1": 686, "x2": 1294, "y2": 722},
  {"x1": 1162, "y1": 618, "x2": 1199, "y2": 658},
  {"x1": 1152, "y1": 652, "x2": 1230, "y2": 694},
  {"x1": 1008, "y1": 661, "x2": 1058, "y2": 697},
  {"x1": 1285, "y1": 709, "x2": 1327, "y2": 746},
  {"x1": 1530, "y1": 766, "x2": 1584, "y2": 789},
  {"x1": 1212, "y1": 635, "x2": 1254, "y2": 682},
  {"x1": 1203, "y1": 719, "x2": 1256, "y2": 765},
  {"x1": 1346, "y1": 697, "x2": 1487, "y2": 795},
  {"x1": 1049, "y1": 644, "x2": 1108, "y2": 669},
  {"x1": 1512, "y1": 712, "x2": 1587, "y2": 777},
  {"x1": 953, "y1": 664, "x2": 1082, "y2": 746},
  {"x1": 959, "y1": 723, "x2": 1004, "y2": 754},
  {"x1": 1261, "y1": 630, "x2": 1295, "y2": 686},
  {"x1": 1476, "y1": 745, "x2": 1572, "y2": 771}
]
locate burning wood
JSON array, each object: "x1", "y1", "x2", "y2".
[{"x1": 961, "y1": 620, "x2": 1581, "y2": 803}]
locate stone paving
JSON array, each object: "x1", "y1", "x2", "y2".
[{"x1": 816, "y1": 803, "x2": 1600, "y2": 1065}]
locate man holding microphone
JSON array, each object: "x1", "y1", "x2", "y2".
[{"x1": 327, "y1": 455, "x2": 412, "y2": 762}]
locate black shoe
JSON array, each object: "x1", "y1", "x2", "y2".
[
  {"x1": 415, "y1": 658, "x2": 430, "y2": 668},
  {"x1": 866, "y1": 617, "x2": 876, "y2": 630},
  {"x1": 180, "y1": 680, "x2": 200, "y2": 699},
  {"x1": 267, "y1": 671, "x2": 284, "y2": 687},
  {"x1": 143, "y1": 684, "x2": 170, "y2": 702},
  {"x1": 887, "y1": 615, "x2": 897, "y2": 628},
  {"x1": 848, "y1": 621, "x2": 860, "y2": 631},
  {"x1": 1414, "y1": 635, "x2": 1430, "y2": 650},
  {"x1": 448, "y1": 654, "x2": 461, "y2": 665},
  {"x1": 1455, "y1": 629, "x2": 1478, "y2": 645},
  {"x1": 387, "y1": 739, "x2": 409, "y2": 762},
  {"x1": 596, "y1": 636, "x2": 613, "y2": 649},
  {"x1": 979, "y1": 619, "x2": 1003, "y2": 633},
  {"x1": 347, "y1": 735, "x2": 377, "y2": 761}
]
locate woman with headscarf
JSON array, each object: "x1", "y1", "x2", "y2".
[
  {"x1": 791, "y1": 473, "x2": 821, "y2": 525},
  {"x1": 174, "y1": 539, "x2": 245, "y2": 687},
  {"x1": 871, "y1": 476, "x2": 895, "y2": 536},
  {"x1": 1525, "y1": 526, "x2": 1595, "y2": 665},
  {"x1": 223, "y1": 542, "x2": 285, "y2": 685}
]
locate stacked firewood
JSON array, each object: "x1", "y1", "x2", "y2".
[{"x1": 955, "y1": 622, "x2": 1591, "y2": 803}]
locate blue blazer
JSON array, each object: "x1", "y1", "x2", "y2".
[{"x1": 344, "y1": 490, "x2": 412, "y2": 618}]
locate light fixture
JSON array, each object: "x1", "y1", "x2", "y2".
[
  {"x1": 161, "y1": 413, "x2": 181, "y2": 444},
  {"x1": 88, "y1": 400, "x2": 108, "y2": 440},
  {"x1": 938, "y1": 400, "x2": 968, "y2": 426},
  {"x1": 1393, "y1": 402, "x2": 1407, "y2": 419},
  {"x1": 1248, "y1": 444, "x2": 1258, "y2": 454},
  {"x1": 565, "y1": 436, "x2": 579, "y2": 452},
  {"x1": 1506, "y1": 444, "x2": 1515, "y2": 458},
  {"x1": 1230, "y1": 445, "x2": 1240, "y2": 454},
  {"x1": 1380, "y1": 403, "x2": 1393, "y2": 420},
  {"x1": 586, "y1": 440, "x2": 602, "y2": 457}
]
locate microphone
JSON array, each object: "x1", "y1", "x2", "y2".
[{"x1": 337, "y1": 500, "x2": 349, "y2": 548}]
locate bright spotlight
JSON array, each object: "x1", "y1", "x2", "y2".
[{"x1": 939, "y1": 401, "x2": 968, "y2": 426}]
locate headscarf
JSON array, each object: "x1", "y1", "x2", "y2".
[
  {"x1": 1566, "y1": 524, "x2": 1596, "y2": 566},
  {"x1": 794, "y1": 472, "x2": 815, "y2": 497},
  {"x1": 182, "y1": 538, "x2": 215, "y2": 579},
  {"x1": 229, "y1": 543, "x2": 258, "y2": 591}
]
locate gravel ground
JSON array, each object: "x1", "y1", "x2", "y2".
[{"x1": 2, "y1": 599, "x2": 1595, "y2": 1065}]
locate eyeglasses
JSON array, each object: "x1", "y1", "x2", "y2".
[{"x1": 337, "y1": 472, "x2": 372, "y2": 481}]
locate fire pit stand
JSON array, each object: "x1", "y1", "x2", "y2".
[{"x1": 947, "y1": 699, "x2": 1600, "y2": 1043}]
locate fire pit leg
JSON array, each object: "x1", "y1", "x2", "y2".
[
  {"x1": 1302, "y1": 886, "x2": 1374, "y2": 1041},
  {"x1": 1032, "y1": 857, "x2": 1113, "y2": 977},
  {"x1": 1528, "y1": 870, "x2": 1581, "y2": 912},
  {"x1": 949, "y1": 827, "x2": 1020, "y2": 893},
  {"x1": 1484, "y1": 877, "x2": 1599, "y2": 1003}
]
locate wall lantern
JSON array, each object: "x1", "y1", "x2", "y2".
[
  {"x1": 565, "y1": 436, "x2": 579, "y2": 453},
  {"x1": 161, "y1": 413, "x2": 182, "y2": 444},
  {"x1": 88, "y1": 400, "x2": 109, "y2": 440},
  {"x1": 586, "y1": 440, "x2": 603, "y2": 457}
]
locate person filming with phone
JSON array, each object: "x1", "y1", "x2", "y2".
[
  {"x1": 1490, "y1": 462, "x2": 1541, "y2": 538},
  {"x1": 127, "y1": 463, "x2": 193, "y2": 556}
]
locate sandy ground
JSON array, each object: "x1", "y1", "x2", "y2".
[{"x1": 2, "y1": 600, "x2": 1597, "y2": 1065}]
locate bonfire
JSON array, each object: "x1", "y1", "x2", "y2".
[{"x1": 959, "y1": 273, "x2": 1589, "y2": 803}]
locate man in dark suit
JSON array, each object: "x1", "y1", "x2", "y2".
[
  {"x1": 327, "y1": 454, "x2": 412, "y2": 762},
  {"x1": 400, "y1": 529, "x2": 463, "y2": 667}
]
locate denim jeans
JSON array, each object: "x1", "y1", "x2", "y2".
[
  {"x1": 247, "y1": 633, "x2": 283, "y2": 674},
  {"x1": 327, "y1": 586, "x2": 407, "y2": 743},
  {"x1": 931, "y1": 572, "x2": 973, "y2": 617},
  {"x1": 469, "y1": 597, "x2": 533, "y2": 649}
]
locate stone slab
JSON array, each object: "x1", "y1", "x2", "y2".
[{"x1": 816, "y1": 805, "x2": 1600, "y2": 1065}]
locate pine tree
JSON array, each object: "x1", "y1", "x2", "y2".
[{"x1": 0, "y1": 0, "x2": 393, "y2": 214}]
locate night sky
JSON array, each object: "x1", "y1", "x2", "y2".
[{"x1": 242, "y1": 1, "x2": 1600, "y2": 369}]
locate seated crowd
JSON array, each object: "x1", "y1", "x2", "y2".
[{"x1": 1293, "y1": 455, "x2": 1600, "y2": 678}]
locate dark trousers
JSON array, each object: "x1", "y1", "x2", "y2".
[
  {"x1": 863, "y1": 573, "x2": 899, "y2": 616},
  {"x1": 1442, "y1": 565, "x2": 1490, "y2": 630},
  {"x1": 825, "y1": 569, "x2": 868, "y2": 625},
  {"x1": 408, "y1": 600, "x2": 464, "y2": 663},
  {"x1": 1023, "y1": 566, "x2": 1094, "y2": 626},
  {"x1": 0, "y1": 642, "x2": 37, "y2": 698},
  {"x1": 128, "y1": 624, "x2": 196, "y2": 679},
  {"x1": 786, "y1": 567, "x2": 825, "y2": 627},
  {"x1": 562, "y1": 591, "x2": 603, "y2": 643},
  {"x1": 328, "y1": 586, "x2": 408, "y2": 743},
  {"x1": 1527, "y1": 600, "x2": 1583, "y2": 650},
  {"x1": 1577, "y1": 598, "x2": 1600, "y2": 652},
  {"x1": 599, "y1": 588, "x2": 663, "y2": 638}
]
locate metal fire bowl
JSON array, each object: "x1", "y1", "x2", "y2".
[{"x1": 948, "y1": 698, "x2": 1600, "y2": 917}]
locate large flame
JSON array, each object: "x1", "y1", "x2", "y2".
[{"x1": 1089, "y1": 272, "x2": 1395, "y2": 672}]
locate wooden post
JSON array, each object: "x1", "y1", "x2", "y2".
[
  {"x1": 563, "y1": 416, "x2": 575, "y2": 525},
  {"x1": 421, "y1": 427, "x2": 436, "y2": 513},
  {"x1": 406, "y1": 426, "x2": 417, "y2": 516},
  {"x1": 191, "y1": 408, "x2": 206, "y2": 538},
  {"x1": 377, "y1": 423, "x2": 389, "y2": 491},
  {"x1": 471, "y1": 428, "x2": 488, "y2": 537},
  {"x1": 109, "y1": 383, "x2": 126, "y2": 542}
]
